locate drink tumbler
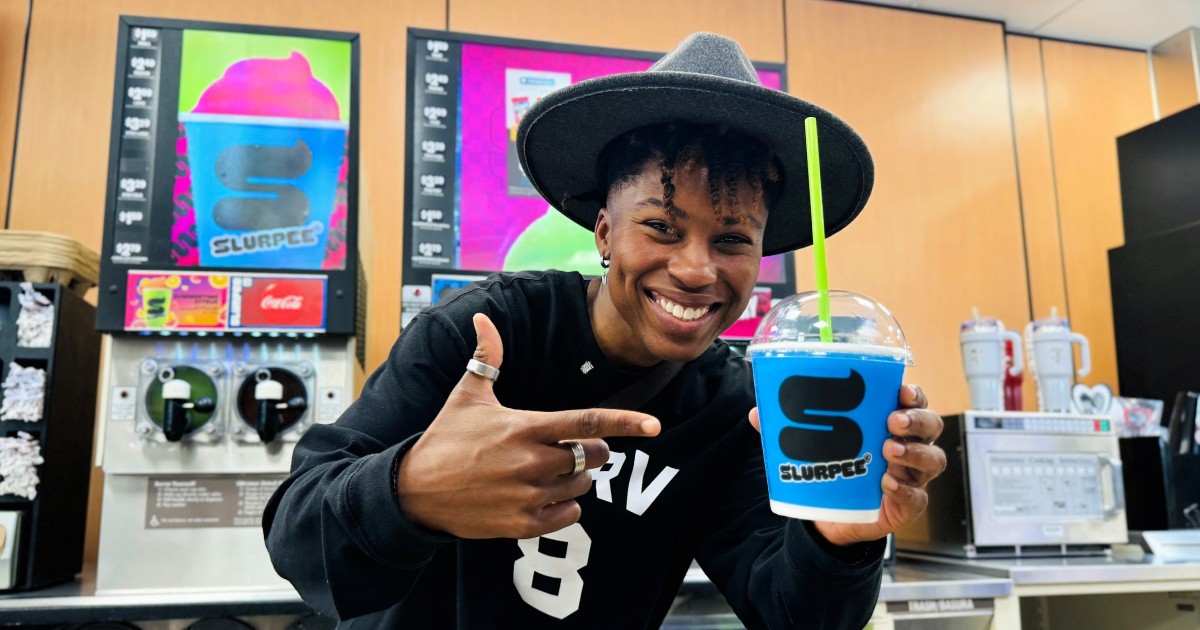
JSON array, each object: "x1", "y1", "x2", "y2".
[
  {"x1": 1027, "y1": 309, "x2": 1091, "y2": 413},
  {"x1": 959, "y1": 312, "x2": 1023, "y2": 411}
]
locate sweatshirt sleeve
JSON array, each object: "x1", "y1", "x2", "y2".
[
  {"x1": 694, "y1": 423, "x2": 885, "y2": 630},
  {"x1": 262, "y1": 311, "x2": 472, "y2": 621}
]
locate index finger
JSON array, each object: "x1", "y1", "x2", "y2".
[
  {"x1": 898, "y1": 384, "x2": 927, "y2": 409},
  {"x1": 528, "y1": 407, "x2": 661, "y2": 443}
]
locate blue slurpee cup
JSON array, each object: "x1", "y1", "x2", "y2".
[
  {"x1": 179, "y1": 113, "x2": 348, "y2": 269},
  {"x1": 748, "y1": 290, "x2": 913, "y2": 523}
]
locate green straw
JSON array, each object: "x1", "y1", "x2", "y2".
[{"x1": 804, "y1": 117, "x2": 833, "y2": 343}]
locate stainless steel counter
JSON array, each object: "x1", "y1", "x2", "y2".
[
  {"x1": 899, "y1": 549, "x2": 1200, "y2": 585},
  {"x1": 1, "y1": 560, "x2": 1013, "y2": 626},
  {"x1": 0, "y1": 565, "x2": 308, "y2": 625}
]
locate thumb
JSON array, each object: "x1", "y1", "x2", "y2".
[
  {"x1": 748, "y1": 407, "x2": 761, "y2": 434},
  {"x1": 452, "y1": 313, "x2": 504, "y2": 400},
  {"x1": 451, "y1": 312, "x2": 504, "y2": 403},
  {"x1": 472, "y1": 313, "x2": 504, "y2": 369}
]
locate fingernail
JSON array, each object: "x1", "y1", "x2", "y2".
[
  {"x1": 891, "y1": 440, "x2": 906, "y2": 456},
  {"x1": 641, "y1": 419, "x2": 660, "y2": 434},
  {"x1": 882, "y1": 474, "x2": 900, "y2": 491},
  {"x1": 898, "y1": 411, "x2": 912, "y2": 428},
  {"x1": 908, "y1": 384, "x2": 921, "y2": 399}
]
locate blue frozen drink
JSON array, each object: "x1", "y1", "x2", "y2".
[{"x1": 748, "y1": 291, "x2": 912, "y2": 523}]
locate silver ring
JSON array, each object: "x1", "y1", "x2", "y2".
[
  {"x1": 562, "y1": 440, "x2": 586, "y2": 475},
  {"x1": 465, "y1": 358, "x2": 500, "y2": 382}
]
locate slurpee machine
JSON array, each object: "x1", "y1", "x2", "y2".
[{"x1": 93, "y1": 17, "x2": 362, "y2": 593}]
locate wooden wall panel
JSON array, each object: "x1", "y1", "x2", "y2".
[
  {"x1": 449, "y1": 0, "x2": 784, "y2": 63},
  {"x1": 1041, "y1": 40, "x2": 1154, "y2": 391},
  {"x1": 9, "y1": 0, "x2": 445, "y2": 564},
  {"x1": 1151, "y1": 28, "x2": 1198, "y2": 119},
  {"x1": 0, "y1": 0, "x2": 29, "y2": 225},
  {"x1": 1007, "y1": 36, "x2": 1067, "y2": 321},
  {"x1": 786, "y1": 0, "x2": 1029, "y2": 414},
  {"x1": 1006, "y1": 35, "x2": 1063, "y2": 409}
]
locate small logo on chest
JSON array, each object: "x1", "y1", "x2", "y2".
[{"x1": 580, "y1": 361, "x2": 594, "y2": 375}]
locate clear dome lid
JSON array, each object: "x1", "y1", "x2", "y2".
[{"x1": 748, "y1": 290, "x2": 912, "y2": 364}]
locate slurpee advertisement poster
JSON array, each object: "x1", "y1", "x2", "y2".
[
  {"x1": 173, "y1": 31, "x2": 352, "y2": 271},
  {"x1": 454, "y1": 43, "x2": 785, "y2": 282}
]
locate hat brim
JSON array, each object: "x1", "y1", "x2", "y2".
[{"x1": 516, "y1": 72, "x2": 874, "y2": 256}]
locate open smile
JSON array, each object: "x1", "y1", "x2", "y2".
[{"x1": 645, "y1": 290, "x2": 720, "y2": 330}]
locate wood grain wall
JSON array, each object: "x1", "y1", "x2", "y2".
[
  {"x1": 0, "y1": 0, "x2": 29, "y2": 226},
  {"x1": 448, "y1": 0, "x2": 785, "y2": 63},
  {"x1": 786, "y1": 0, "x2": 1029, "y2": 414},
  {"x1": 1040, "y1": 40, "x2": 1154, "y2": 389}
]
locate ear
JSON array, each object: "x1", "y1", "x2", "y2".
[{"x1": 594, "y1": 208, "x2": 612, "y2": 259}]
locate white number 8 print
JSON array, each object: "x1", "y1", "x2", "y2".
[{"x1": 513, "y1": 522, "x2": 592, "y2": 619}]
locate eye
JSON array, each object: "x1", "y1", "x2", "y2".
[
  {"x1": 717, "y1": 233, "x2": 753, "y2": 246},
  {"x1": 642, "y1": 221, "x2": 679, "y2": 238}
]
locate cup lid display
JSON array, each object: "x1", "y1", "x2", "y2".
[{"x1": 748, "y1": 290, "x2": 912, "y2": 364}]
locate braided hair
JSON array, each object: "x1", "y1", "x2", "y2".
[{"x1": 596, "y1": 122, "x2": 782, "y2": 220}]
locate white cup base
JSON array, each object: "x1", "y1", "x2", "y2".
[{"x1": 769, "y1": 500, "x2": 880, "y2": 524}]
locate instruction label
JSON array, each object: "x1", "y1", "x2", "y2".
[{"x1": 144, "y1": 475, "x2": 286, "y2": 529}]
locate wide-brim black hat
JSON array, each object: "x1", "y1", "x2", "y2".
[{"x1": 515, "y1": 33, "x2": 873, "y2": 256}]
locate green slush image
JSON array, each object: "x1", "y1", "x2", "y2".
[{"x1": 143, "y1": 287, "x2": 174, "y2": 328}]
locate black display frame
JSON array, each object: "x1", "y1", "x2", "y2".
[
  {"x1": 97, "y1": 16, "x2": 361, "y2": 335},
  {"x1": 402, "y1": 28, "x2": 796, "y2": 336}
]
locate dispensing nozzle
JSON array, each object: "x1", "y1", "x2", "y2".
[
  {"x1": 161, "y1": 378, "x2": 191, "y2": 442},
  {"x1": 252, "y1": 369, "x2": 308, "y2": 443}
]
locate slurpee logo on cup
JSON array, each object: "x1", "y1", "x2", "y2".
[
  {"x1": 748, "y1": 291, "x2": 912, "y2": 523},
  {"x1": 178, "y1": 51, "x2": 348, "y2": 270}
]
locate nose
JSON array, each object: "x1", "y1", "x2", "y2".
[{"x1": 668, "y1": 238, "x2": 717, "y2": 289}]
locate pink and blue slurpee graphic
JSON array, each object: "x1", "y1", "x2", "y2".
[
  {"x1": 751, "y1": 351, "x2": 906, "y2": 515},
  {"x1": 180, "y1": 113, "x2": 346, "y2": 268}
]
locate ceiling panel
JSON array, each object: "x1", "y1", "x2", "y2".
[
  {"x1": 1036, "y1": 0, "x2": 1200, "y2": 48},
  {"x1": 912, "y1": 0, "x2": 1080, "y2": 31},
  {"x1": 842, "y1": 0, "x2": 1200, "y2": 49}
]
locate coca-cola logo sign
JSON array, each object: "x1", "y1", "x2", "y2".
[
  {"x1": 261, "y1": 294, "x2": 304, "y2": 310},
  {"x1": 239, "y1": 278, "x2": 325, "y2": 328}
]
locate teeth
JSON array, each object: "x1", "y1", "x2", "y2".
[{"x1": 656, "y1": 296, "x2": 710, "y2": 322}]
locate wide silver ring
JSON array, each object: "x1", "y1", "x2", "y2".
[
  {"x1": 465, "y1": 358, "x2": 500, "y2": 382},
  {"x1": 562, "y1": 440, "x2": 586, "y2": 475}
]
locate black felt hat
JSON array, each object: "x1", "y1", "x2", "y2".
[{"x1": 515, "y1": 32, "x2": 874, "y2": 256}]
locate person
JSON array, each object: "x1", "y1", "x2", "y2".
[{"x1": 263, "y1": 33, "x2": 947, "y2": 629}]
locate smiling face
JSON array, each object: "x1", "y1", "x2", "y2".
[{"x1": 592, "y1": 160, "x2": 768, "y2": 367}]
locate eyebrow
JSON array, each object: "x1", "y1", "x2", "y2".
[{"x1": 723, "y1": 214, "x2": 764, "y2": 230}]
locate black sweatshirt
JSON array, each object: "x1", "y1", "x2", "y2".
[{"x1": 263, "y1": 271, "x2": 884, "y2": 629}]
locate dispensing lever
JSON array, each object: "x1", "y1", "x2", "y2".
[
  {"x1": 161, "y1": 379, "x2": 214, "y2": 442},
  {"x1": 161, "y1": 379, "x2": 191, "y2": 442},
  {"x1": 251, "y1": 376, "x2": 309, "y2": 444}
]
